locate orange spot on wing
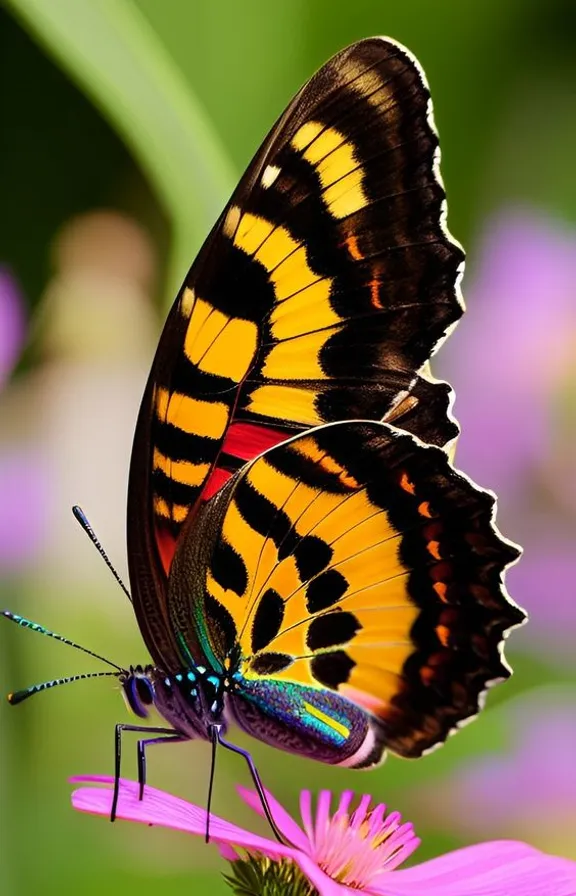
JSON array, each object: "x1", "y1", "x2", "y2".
[
  {"x1": 433, "y1": 582, "x2": 449, "y2": 602},
  {"x1": 346, "y1": 235, "x2": 363, "y2": 260},
  {"x1": 418, "y1": 501, "x2": 433, "y2": 518},
  {"x1": 427, "y1": 540, "x2": 441, "y2": 560},
  {"x1": 318, "y1": 452, "x2": 360, "y2": 489},
  {"x1": 399, "y1": 471, "x2": 416, "y2": 494},
  {"x1": 436, "y1": 624, "x2": 450, "y2": 647},
  {"x1": 369, "y1": 278, "x2": 382, "y2": 309},
  {"x1": 293, "y1": 438, "x2": 360, "y2": 489}
]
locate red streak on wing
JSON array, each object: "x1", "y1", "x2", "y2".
[
  {"x1": 153, "y1": 426, "x2": 292, "y2": 573},
  {"x1": 154, "y1": 524, "x2": 178, "y2": 576},
  {"x1": 203, "y1": 467, "x2": 233, "y2": 501},
  {"x1": 202, "y1": 423, "x2": 290, "y2": 502},
  {"x1": 222, "y1": 422, "x2": 289, "y2": 460}
]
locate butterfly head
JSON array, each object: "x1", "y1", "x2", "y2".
[{"x1": 120, "y1": 665, "x2": 156, "y2": 718}]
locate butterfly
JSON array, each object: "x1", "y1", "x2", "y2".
[{"x1": 3, "y1": 37, "x2": 524, "y2": 833}]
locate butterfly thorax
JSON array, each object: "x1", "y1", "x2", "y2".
[{"x1": 150, "y1": 665, "x2": 231, "y2": 740}]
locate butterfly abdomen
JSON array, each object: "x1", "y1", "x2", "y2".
[{"x1": 229, "y1": 675, "x2": 385, "y2": 767}]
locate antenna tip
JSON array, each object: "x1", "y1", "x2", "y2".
[
  {"x1": 72, "y1": 505, "x2": 90, "y2": 527},
  {"x1": 7, "y1": 688, "x2": 32, "y2": 705}
]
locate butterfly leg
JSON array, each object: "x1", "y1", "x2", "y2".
[
  {"x1": 136, "y1": 733, "x2": 187, "y2": 801},
  {"x1": 112, "y1": 723, "x2": 176, "y2": 822},
  {"x1": 212, "y1": 726, "x2": 285, "y2": 844},
  {"x1": 205, "y1": 725, "x2": 219, "y2": 843}
]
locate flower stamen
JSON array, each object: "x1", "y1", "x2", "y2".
[{"x1": 304, "y1": 790, "x2": 420, "y2": 889}]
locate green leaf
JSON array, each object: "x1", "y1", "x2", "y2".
[{"x1": 5, "y1": 0, "x2": 236, "y2": 299}]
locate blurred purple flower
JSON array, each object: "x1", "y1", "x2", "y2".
[
  {"x1": 0, "y1": 266, "x2": 26, "y2": 386},
  {"x1": 71, "y1": 777, "x2": 576, "y2": 895},
  {"x1": 0, "y1": 450, "x2": 47, "y2": 572},
  {"x1": 438, "y1": 208, "x2": 576, "y2": 501},
  {"x1": 505, "y1": 524, "x2": 576, "y2": 656},
  {"x1": 0, "y1": 268, "x2": 39, "y2": 572},
  {"x1": 417, "y1": 688, "x2": 576, "y2": 860},
  {"x1": 438, "y1": 209, "x2": 576, "y2": 660}
]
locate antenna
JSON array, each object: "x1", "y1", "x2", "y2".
[
  {"x1": 1, "y1": 611, "x2": 123, "y2": 672},
  {"x1": 72, "y1": 506, "x2": 132, "y2": 603},
  {"x1": 8, "y1": 671, "x2": 119, "y2": 705}
]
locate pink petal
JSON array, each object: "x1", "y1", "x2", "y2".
[
  {"x1": 218, "y1": 843, "x2": 239, "y2": 861},
  {"x1": 71, "y1": 777, "x2": 292, "y2": 861},
  {"x1": 315, "y1": 790, "x2": 333, "y2": 843},
  {"x1": 369, "y1": 841, "x2": 576, "y2": 896},
  {"x1": 236, "y1": 785, "x2": 310, "y2": 852},
  {"x1": 299, "y1": 789, "x2": 315, "y2": 845},
  {"x1": 350, "y1": 794, "x2": 372, "y2": 829},
  {"x1": 333, "y1": 790, "x2": 355, "y2": 821},
  {"x1": 367, "y1": 803, "x2": 386, "y2": 837},
  {"x1": 384, "y1": 811, "x2": 402, "y2": 829},
  {"x1": 292, "y1": 851, "x2": 349, "y2": 896},
  {"x1": 375, "y1": 824, "x2": 420, "y2": 873}
]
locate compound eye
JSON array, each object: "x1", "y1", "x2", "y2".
[
  {"x1": 135, "y1": 676, "x2": 154, "y2": 705},
  {"x1": 123, "y1": 676, "x2": 154, "y2": 718}
]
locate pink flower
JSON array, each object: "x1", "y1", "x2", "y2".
[{"x1": 71, "y1": 777, "x2": 576, "y2": 895}]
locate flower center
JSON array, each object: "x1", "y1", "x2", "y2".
[{"x1": 309, "y1": 794, "x2": 420, "y2": 889}]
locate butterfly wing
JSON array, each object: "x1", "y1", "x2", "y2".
[
  {"x1": 167, "y1": 421, "x2": 524, "y2": 762},
  {"x1": 127, "y1": 36, "x2": 465, "y2": 667}
]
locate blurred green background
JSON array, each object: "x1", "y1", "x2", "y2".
[{"x1": 1, "y1": 1, "x2": 575, "y2": 894}]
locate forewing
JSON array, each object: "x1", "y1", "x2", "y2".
[
  {"x1": 181, "y1": 421, "x2": 523, "y2": 760},
  {"x1": 127, "y1": 36, "x2": 464, "y2": 629}
]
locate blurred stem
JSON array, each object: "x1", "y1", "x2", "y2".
[{"x1": 5, "y1": 0, "x2": 236, "y2": 303}]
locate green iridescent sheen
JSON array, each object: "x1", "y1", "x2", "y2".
[{"x1": 189, "y1": 605, "x2": 224, "y2": 672}]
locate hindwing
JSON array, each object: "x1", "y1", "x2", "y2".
[
  {"x1": 127, "y1": 36, "x2": 465, "y2": 665},
  {"x1": 167, "y1": 421, "x2": 524, "y2": 759}
]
